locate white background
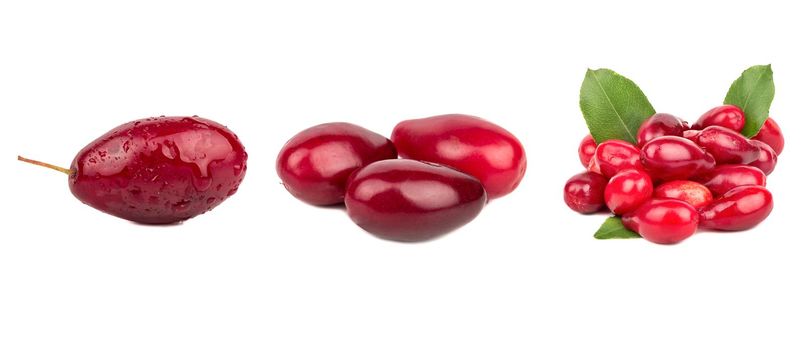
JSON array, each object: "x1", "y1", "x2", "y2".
[{"x1": 1, "y1": 0, "x2": 804, "y2": 349}]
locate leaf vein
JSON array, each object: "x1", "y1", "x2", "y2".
[
  {"x1": 590, "y1": 70, "x2": 637, "y2": 144},
  {"x1": 740, "y1": 69, "x2": 769, "y2": 110}
]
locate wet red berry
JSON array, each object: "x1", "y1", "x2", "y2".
[
  {"x1": 604, "y1": 169, "x2": 653, "y2": 215},
  {"x1": 688, "y1": 126, "x2": 760, "y2": 164},
  {"x1": 640, "y1": 136, "x2": 716, "y2": 181},
  {"x1": 622, "y1": 199, "x2": 699, "y2": 244},
  {"x1": 654, "y1": 180, "x2": 713, "y2": 209},
  {"x1": 699, "y1": 185, "x2": 773, "y2": 231},
  {"x1": 391, "y1": 114, "x2": 526, "y2": 200},
  {"x1": 752, "y1": 117, "x2": 784, "y2": 155},
  {"x1": 748, "y1": 140, "x2": 778, "y2": 175},
  {"x1": 636, "y1": 113, "x2": 688, "y2": 147},
  {"x1": 564, "y1": 172, "x2": 607, "y2": 214},
  {"x1": 345, "y1": 159, "x2": 487, "y2": 242},
  {"x1": 60, "y1": 116, "x2": 247, "y2": 224},
  {"x1": 694, "y1": 165, "x2": 766, "y2": 197},
  {"x1": 692, "y1": 105, "x2": 745, "y2": 132},
  {"x1": 276, "y1": 122, "x2": 397, "y2": 206},
  {"x1": 578, "y1": 134, "x2": 597, "y2": 167},
  {"x1": 593, "y1": 140, "x2": 642, "y2": 178}
]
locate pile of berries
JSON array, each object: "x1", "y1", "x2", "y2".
[
  {"x1": 277, "y1": 114, "x2": 526, "y2": 243},
  {"x1": 564, "y1": 106, "x2": 784, "y2": 244}
]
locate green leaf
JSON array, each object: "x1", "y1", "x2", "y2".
[
  {"x1": 594, "y1": 216, "x2": 641, "y2": 240},
  {"x1": 579, "y1": 68, "x2": 656, "y2": 144},
  {"x1": 724, "y1": 65, "x2": 775, "y2": 137}
]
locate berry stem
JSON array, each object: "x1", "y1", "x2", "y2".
[{"x1": 17, "y1": 155, "x2": 73, "y2": 175}]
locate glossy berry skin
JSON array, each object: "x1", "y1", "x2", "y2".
[
  {"x1": 654, "y1": 180, "x2": 713, "y2": 209},
  {"x1": 748, "y1": 140, "x2": 778, "y2": 175},
  {"x1": 578, "y1": 134, "x2": 597, "y2": 167},
  {"x1": 695, "y1": 165, "x2": 766, "y2": 197},
  {"x1": 689, "y1": 126, "x2": 760, "y2": 164},
  {"x1": 692, "y1": 105, "x2": 745, "y2": 132},
  {"x1": 391, "y1": 114, "x2": 526, "y2": 200},
  {"x1": 604, "y1": 169, "x2": 653, "y2": 215},
  {"x1": 69, "y1": 116, "x2": 247, "y2": 224},
  {"x1": 564, "y1": 171, "x2": 607, "y2": 214},
  {"x1": 752, "y1": 117, "x2": 784, "y2": 155},
  {"x1": 622, "y1": 199, "x2": 698, "y2": 244},
  {"x1": 345, "y1": 159, "x2": 487, "y2": 242},
  {"x1": 636, "y1": 113, "x2": 688, "y2": 148},
  {"x1": 640, "y1": 136, "x2": 716, "y2": 181},
  {"x1": 621, "y1": 214, "x2": 640, "y2": 233},
  {"x1": 277, "y1": 122, "x2": 397, "y2": 206},
  {"x1": 699, "y1": 185, "x2": 773, "y2": 231},
  {"x1": 593, "y1": 140, "x2": 642, "y2": 178}
]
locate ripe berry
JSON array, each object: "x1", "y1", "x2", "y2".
[
  {"x1": 636, "y1": 113, "x2": 688, "y2": 147},
  {"x1": 564, "y1": 172, "x2": 608, "y2": 214},
  {"x1": 604, "y1": 169, "x2": 653, "y2": 215},
  {"x1": 692, "y1": 105, "x2": 745, "y2": 132},
  {"x1": 578, "y1": 134, "x2": 597, "y2": 167},
  {"x1": 622, "y1": 199, "x2": 699, "y2": 244},
  {"x1": 640, "y1": 136, "x2": 716, "y2": 181},
  {"x1": 752, "y1": 117, "x2": 784, "y2": 155},
  {"x1": 276, "y1": 122, "x2": 397, "y2": 206},
  {"x1": 392, "y1": 114, "x2": 526, "y2": 199},
  {"x1": 345, "y1": 159, "x2": 487, "y2": 242},
  {"x1": 748, "y1": 140, "x2": 778, "y2": 175},
  {"x1": 593, "y1": 139, "x2": 642, "y2": 178},
  {"x1": 20, "y1": 116, "x2": 248, "y2": 224},
  {"x1": 694, "y1": 165, "x2": 766, "y2": 197},
  {"x1": 654, "y1": 180, "x2": 713, "y2": 209},
  {"x1": 688, "y1": 126, "x2": 760, "y2": 164},
  {"x1": 699, "y1": 185, "x2": 773, "y2": 231}
]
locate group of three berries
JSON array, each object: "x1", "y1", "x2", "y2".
[{"x1": 277, "y1": 114, "x2": 527, "y2": 242}]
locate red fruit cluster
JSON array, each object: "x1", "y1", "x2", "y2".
[
  {"x1": 564, "y1": 106, "x2": 784, "y2": 244},
  {"x1": 278, "y1": 114, "x2": 527, "y2": 243}
]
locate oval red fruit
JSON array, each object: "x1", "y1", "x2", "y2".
[
  {"x1": 622, "y1": 199, "x2": 699, "y2": 244},
  {"x1": 752, "y1": 117, "x2": 784, "y2": 155},
  {"x1": 276, "y1": 122, "x2": 397, "y2": 206},
  {"x1": 640, "y1": 136, "x2": 716, "y2": 181},
  {"x1": 593, "y1": 140, "x2": 642, "y2": 178},
  {"x1": 564, "y1": 171, "x2": 607, "y2": 214},
  {"x1": 604, "y1": 169, "x2": 653, "y2": 215},
  {"x1": 636, "y1": 113, "x2": 688, "y2": 148},
  {"x1": 654, "y1": 180, "x2": 713, "y2": 209},
  {"x1": 578, "y1": 134, "x2": 597, "y2": 168},
  {"x1": 391, "y1": 114, "x2": 526, "y2": 199},
  {"x1": 345, "y1": 159, "x2": 487, "y2": 242},
  {"x1": 699, "y1": 185, "x2": 773, "y2": 231},
  {"x1": 748, "y1": 140, "x2": 778, "y2": 175},
  {"x1": 689, "y1": 126, "x2": 760, "y2": 164},
  {"x1": 692, "y1": 105, "x2": 745, "y2": 132},
  {"x1": 695, "y1": 165, "x2": 766, "y2": 197},
  {"x1": 69, "y1": 116, "x2": 248, "y2": 224}
]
